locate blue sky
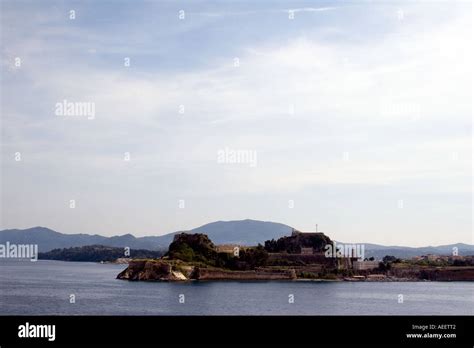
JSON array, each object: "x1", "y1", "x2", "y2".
[{"x1": 1, "y1": 0, "x2": 472, "y2": 246}]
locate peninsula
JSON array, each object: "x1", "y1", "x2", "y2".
[{"x1": 117, "y1": 230, "x2": 474, "y2": 282}]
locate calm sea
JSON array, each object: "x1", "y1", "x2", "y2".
[{"x1": 0, "y1": 260, "x2": 472, "y2": 315}]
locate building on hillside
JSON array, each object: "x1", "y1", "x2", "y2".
[
  {"x1": 422, "y1": 254, "x2": 439, "y2": 261},
  {"x1": 352, "y1": 260, "x2": 379, "y2": 271},
  {"x1": 291, "y1": 229, "x2": 325, "y2": 237},
  {"x1": 448, "y1": 255, "x2": 464, "y2": 261},
  {"x1": 216, "y1": 244, "x2": 241, "y2": 255}
]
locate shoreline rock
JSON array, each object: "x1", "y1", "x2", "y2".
[
  {"x1": 117, "y1": 260, "x2": 298, "y2": 281},
  {"x1": 117, "y1": 260, "x2": 188, "y2": 281},
  {"x1": 117, "y1": 260, "x2": 474, "y2": 282}
]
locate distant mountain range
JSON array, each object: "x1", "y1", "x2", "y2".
[
  {"x1": 1, "y1": 219, "x2": 472, "y2": 259},
  {"x1": 360, "y1": 243, "x2": 474, "y2": 260},
  {"x1": 0, "y1": 220, "x2": 292, "y2": 252}
]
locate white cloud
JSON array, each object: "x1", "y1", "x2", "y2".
[
  {"x1": 1, "y1": 1, "x2": 471, "y2": 242},
  {"x1": 3, "y1": 4, "x2": 471, "y2": 188}
]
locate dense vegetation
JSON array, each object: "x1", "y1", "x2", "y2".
[
  {"x1": 39, "y1": 245, "x2": 164, "y2": 262},
  {"x1": 264, "y1": 232, "x2": 332, "y2": 253},
  {"x1": 167, "y1": 233, "x2": 268, "y2": 270},
  {"x1": 218, "y1": 245, "x2": 269, "y2": 270},
  {"x1": 382, "y1": 255, "x2": 401, "y2": 263},
  {"x1": 167, "y1": 233, "x2": 218, "y2": 263}
]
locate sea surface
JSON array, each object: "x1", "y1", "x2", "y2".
[{"x1": 0, "y1": 260, "x2": 473, "y2": 315}]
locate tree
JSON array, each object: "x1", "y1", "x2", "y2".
[
  {"x1": 264, "y1": 239, "x2": 277, "y2": 252},
  {"x1": 383, "y1": 255, "x2": 397, "y2": 263},
  {"x1": 378, "y1": 261, "x2": 391, "y2": 272},
  {"x1": 264, "y1": 233, "x2": 332, "y2": 254},
  {"x1": 167, "y1": 233, "x2": 217, "y2": 264},
  {"x1": 237, "y1": 244, "x2": 269, "y2": 269}
]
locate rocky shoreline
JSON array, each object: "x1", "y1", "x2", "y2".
[
  {"x1": 117, "y1": 259, "x2": 474, "y2": 282},
  {"x1": 117, "y1": 260, "x2": 298, "y2": 281}
]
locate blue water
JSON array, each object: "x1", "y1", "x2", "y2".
[{"x1": 0, "y1": 260, "x2": 472, "y2": 315}]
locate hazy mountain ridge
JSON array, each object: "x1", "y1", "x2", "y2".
[
  {"x1": 0, "y1": 220, "x2": 293, "y2": 252},
  {"x1": 359, "y1": 243, "x2": 474, "y2": 259},
  {"x1": 0, "y1": 227, "x2": 107, "y2": 251},
  {"x1": 1, "y1": 220, "x2": 472, "y2": 259}
]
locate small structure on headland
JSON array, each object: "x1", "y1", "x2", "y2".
[
  {"x1": 215, "y1": 244, "x2": 241, "y2": 254},
  {"x1": 353, "y1": 260, "x2": 379, "y2": 271},
  {"x1": 291, "y1": 229, "x2": 325, "y2": 237}
]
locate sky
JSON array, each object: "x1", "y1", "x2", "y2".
[{"x1": 0, "y1": 0, "x2": 472, "y2": 246}]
